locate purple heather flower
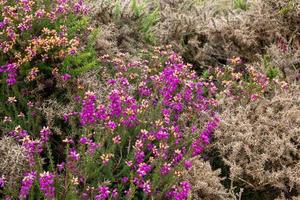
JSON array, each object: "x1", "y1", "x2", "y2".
[
  {"x1": 87, "y1": 142, "x2": 99, "y2": 155},
  {"x1": 61, "y1": 73, "x2": 71, "y2": 81},
  {"x1": 121, "y1": 177, "x2": 129, "y2": 184},
  {"x1": 80, "y1": 92, "x2": 97, "y2": 125},
  {"x1": 137, "y1": 163, "x2": 152, "y2": 177},
  {"x1": 22, "y1": 138, "x2": 42, "y2": 167},
  {"x1": 109, "y1": 90, "x2": 122, "y2": 118},
  {"x1": 184, "y1": 160, "x2": 193, "y2": 170},
  {"x1": 0, "y1": 63, "x2": 17, "y2": 86},
  {"x1": 142, "y1": 181, "x2": 151, "y2": 195},
  {"x1": 172, "y1": 150, "x2": 184, "y2": 163},
  {"x1": 160, "y1": 163, "x2": 171, "y2": 175},
  {"x1": 168, "y1": 181, "x2": 191, "y2": 200},
  {"x1": 39, "y1": 172, "x2": 55, "y2": 199},
  {"x1": 95, "y1": 105, "x2": 107, "y2": 120},
  {"x1": 107, "y1": 121, "x2": 117, "y2": 130},
  {"x1": 40, "y1": 126, "x2": 51, "y2": 143},
  {"x1": 0, "y1": 22, "x2": 5, "y2": 29},
  {"x1": 156, "y1": 130, "x2": 169, "y2": 140},
  {"x1": 35, "y1": 9, "x2": 45, "y2": 18},
  {"x1": 79, "y1": 137, "x2": 90, "y2": 145},
  {"x1": 191, "y1": 139, "x2": 204, "y2": 157},
  {"x1": 57, "y1": 162, "x2": 65, "y2": 172},
  {"x1": 95, "y1": 186, "x2": 110, "y2": 200},
  {"x1": 134, "y1": 151, "x2": 145, "y2": 164},
  {"x1": 19, "y1": 171, "x2": 36, "y2": 199},
  {"x1": 69, "y1": 149, "x2": 80, "y2": 161},
  {"x1": 0, "y1": 175, "x2": 6, "y2": 188},
  {"x1": 200, "y1": 119, "x2": 219, "y2": 144}
]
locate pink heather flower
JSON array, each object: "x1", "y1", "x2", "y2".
[
  {"x1": 112, "y1": 135, "x2": 121, "y2": 144},
  {"x1": 27, "y1": 101, "x2": 34, "y2": 108},
  {"x1": 3, "y1": 116, "x2": 12, "y2": 123},
  {"x1": 57, "y1": 162, "x2": 65, "y2": 172},
  {"x1": 0, "y1": 175, "x2": 6, "y2": 188},
  {"x1": 250, "y1": 94, "x2": 259, "y2": 102},
  {"x1": 35, "y1": 9, "x2": 45, "y2": 18},
  {"x1": 19, "y1": 172, "x2": 36, "y2": 199},
  {"x1": 95, "y1": 186, "x2": 110, "y2": 200},
  {"x1": 142, "y1": 181, "x2": 151, "y2": 195},
  {"x1": 40, "y1": 126, "x2": 51, "y2": 143},
  {"x1": 112, "y1": 188, "x2": 118, "y2": 199},
  {"x1": 69, "y1": 149, "x2": 80, "y2": 161},
  {"x1": 126, "y1": 160, "x2": 133, "y2": 167},
  {"x1": 39, "y1": 172, "x2": 55, "y2": 199}
]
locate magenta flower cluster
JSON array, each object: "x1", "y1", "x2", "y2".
[
  {"x1": 19, "y1": 171, "x2": 36, "y2": 199},
  {"x1": 2, "y1": 46, "x2": 221, "y2": 199},
  {"x1": 0, "y1": 63, "x2": 17, "y2": 86},
  {"x1": 73, "y1": 51, "x2": 219, "y2": 199},
  {"x1": 39, "y1": 172, "x2": 55, "y2": 199}
]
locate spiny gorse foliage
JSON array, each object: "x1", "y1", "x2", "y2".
[
  {"x1": 155, "y1": 0, "x2": 300, "y2": 68},
  {"x1": 214, "y1": 85, "x2": 300, "y2": 198}
]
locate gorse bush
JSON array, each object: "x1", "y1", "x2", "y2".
[
  {"x1": 213, "y1": 85, "x2": 300, "y2": 199},
  {"x1": 154, "y1": 0, "x2": 300, "y2": 71}
]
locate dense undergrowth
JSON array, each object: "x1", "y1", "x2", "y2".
[{"x1": 0, "y1": 0, "x2": 299, "y2": 199}]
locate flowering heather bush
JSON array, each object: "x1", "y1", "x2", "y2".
[
  {"x1": 0, "y1": 48, "x2": 219, "y2": 199},
  {"x1": 67, "y1": 50, "x2": 219, "y2": 199},
  {"x1": 0, "y1": 0, "x2": 88, "y2": 85}
]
